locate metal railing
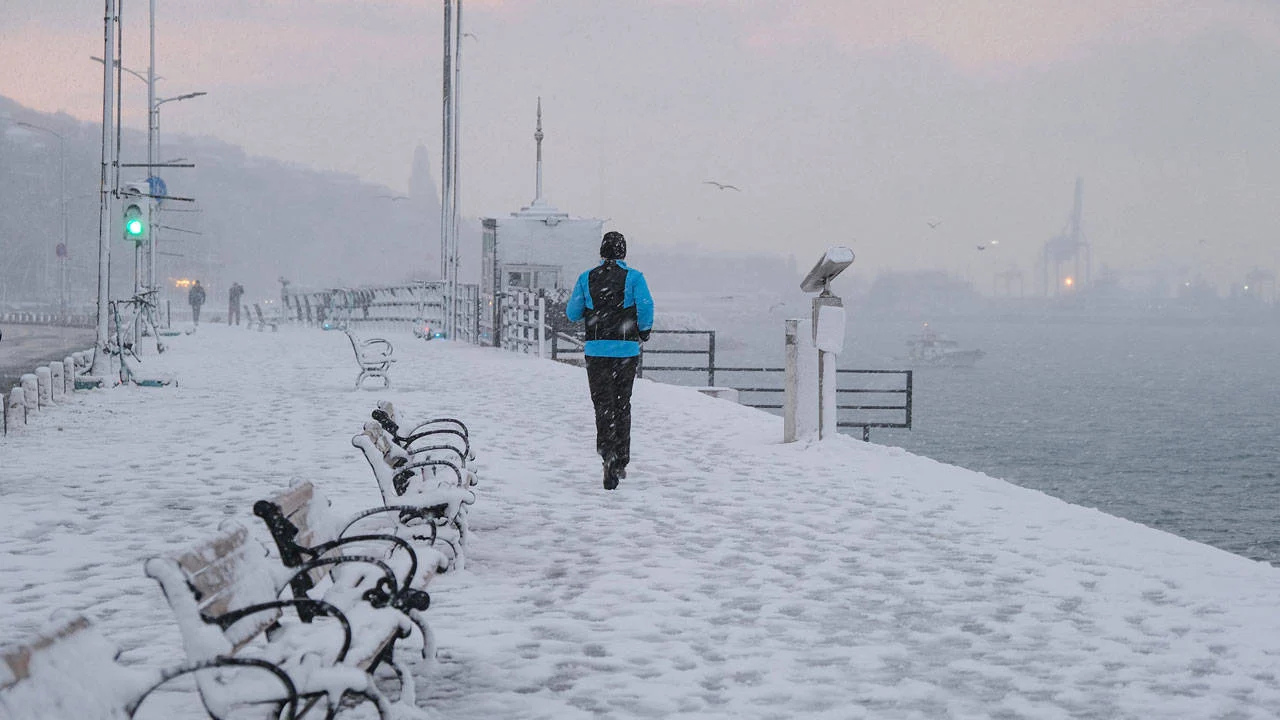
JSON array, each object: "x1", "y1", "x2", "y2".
[
  {"x1": 720, "y1": 366, "x2": 913, "y2": 441},
  {"x1": 637, "y1": 330, "x2": 716, "y2": 386},
  {"x1": 549, "y1": 327, "x2": 912, "y2": 441},
  {"x1": 281, "y1": 282, "x2": 481, "y2": 343}
]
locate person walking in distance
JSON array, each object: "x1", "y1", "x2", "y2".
[
  {"x1": 188, "y1": 280, "x2": 206, "y2": 326},
  {"x1": 566, "y1": 231, "x2": 655, "y2": 490},
  {"x1": 227, "y1": 282, "x2": 245, "y2": 326}
]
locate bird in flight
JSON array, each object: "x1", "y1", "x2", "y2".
[
  {"x1": 927, "y1": 220, "x2": 941, "y2": 229},
  {"x1": 703, "y1": 181, "x2": 740, "y2": 191},
  {"x1": 463, "y1": 32, "x2": 478, "y2": 41},
  {"x1": 379, "y1": 195, "x2": 409, "y2": 202}
]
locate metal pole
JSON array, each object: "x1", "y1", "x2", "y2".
[
  {"x1": 708, "y1": 331, "x2": 716, "y2": 387},
  {"x1": 439, "y1": 0, "x2": 453, "y2": 338},
  {"x1": 91, "y1": 0, "x2": 117, "y2": 377},
  {"x1": 450, "y1": 0, "x2": 463, "y2": 342},
  {"x1": 147, "y1": 0, "x2": 157, "y2": 293}
]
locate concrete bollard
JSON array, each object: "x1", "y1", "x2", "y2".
[
  {"x1": 49, "y1": 363, "x2": 64, "y2": 398},
  {"x1": 20, "y1": 374, "x2": 38, "y2": 413},
  {"x1": 64, "y1": 357, "x2": 75, "y2": 393},
  {"x1": 35, "y1": 367, "x2": 53, "y2": 407},
  {"x1": 5, "y1": 387, "x2": 25, "y2": 434}
]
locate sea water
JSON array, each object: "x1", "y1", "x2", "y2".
[{"x1": 660, "y1": 302, "x2": 1280, "y2": 567}]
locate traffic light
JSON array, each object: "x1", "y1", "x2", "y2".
[{"x1": 122, "y1": 201, "x2": 147, "y2": 244}]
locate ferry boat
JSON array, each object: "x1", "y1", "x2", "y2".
[{"x1": 905, "y1": 323, "x2": 985, "y2": 367}]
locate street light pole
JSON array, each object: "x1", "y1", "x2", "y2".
[
  {"x1": 147, "y1": 0, "x2": 157, "y2": 295},
  {"x1": 14, "y1": 122, "x2": 68, "y2": 317},
  {"x1": 91, "y1": 0, "x2": 118, "y2": 378}
]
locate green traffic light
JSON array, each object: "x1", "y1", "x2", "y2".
[{"x1": 126, "y1": 218, "x2": 144, "y2": 236}]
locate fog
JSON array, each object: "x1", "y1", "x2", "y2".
[{"x1": 4, "y1": 0, "x2": 1280, "y2": 302}]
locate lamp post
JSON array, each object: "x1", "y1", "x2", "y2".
[{"x1": 13, "y1": 121, "x2": 68, "y2": 318}]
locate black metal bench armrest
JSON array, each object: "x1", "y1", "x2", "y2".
[
  {"x1": 281, "y1": 554, "x2": 401, "y2": 605},
  {"x1": 339, "y1": 504, "x2": 452, "y2": 537},
  {"x1": 309, "y1": 535, "x2": 414, "y2": 593},
  {"x1": 403, "y1": 443, "x2": 467, "y2": 466},
  {"x1": 406, "y1": 417, "x2": 469, "y2": 437},
  {"x1": 370, "y1": 409, "x2": 469, "y2": 441},
  {"x1": 130, "y1": 657, "x2": 300, "y2": 720},
  {"x1": 392, "y1": 459, "x2": 463, "y2": 494},
  {"x1": 212, "y1": 598, "x2": 353, "y2": 663},
  {"x1": 402, "y1": 426, "x2": 469, "y2": 452}
]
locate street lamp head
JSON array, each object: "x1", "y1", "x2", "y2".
[
  {"x1": 88, "y1": 55, "x2": 157, "y2": 84},
  {"x1": 155, "y1": 91, "x2": 208, "y2": 107}
]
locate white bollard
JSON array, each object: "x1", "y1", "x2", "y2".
[
  {"x1": 49, "y1": 363, "x2": 65, "y2": 398},
  {"x1": 35, "y1": 367, "x2": 54, "y2": 407},
  {"x1": 5, "y1": 387, "x2": 26, "y2": 434},
  {"x1": 63, "y1": 358, "x2": 75, "y2": 393},
  {"x1": 20, "y1": 374, "x2": 38, "y2": 413}
]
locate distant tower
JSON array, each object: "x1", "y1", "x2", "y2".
[
  {"x1": 479, "y1": 98, "x2": 603, "y2": 345},
  {"x1": 534, "y1": 97, "x2": 545, "y2": 204},
  {"x1": 1041, "y1": 177, "x2": 1092, "y2": 296}
]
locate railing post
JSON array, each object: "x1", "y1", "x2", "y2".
[
  {"x1": 537, "y1": 295, "x2": 546, "y2": 359},
  {"x1": 905, "y1": 370, "x2": 913, "y2": 429},
  {"x1": 637, "y1": 345, "x2": 644, "y2": 379},
  {"x1": 708, "y1": 331, "x2": 716, "y2": 387}
]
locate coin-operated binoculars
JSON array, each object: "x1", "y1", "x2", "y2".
[{"x1": 785, "y1": 246, "x2": 854, "y2": 442}]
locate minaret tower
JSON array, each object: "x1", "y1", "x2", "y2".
[{"x1": 534, "y1": 97, "x2": 544, "y2": 204}]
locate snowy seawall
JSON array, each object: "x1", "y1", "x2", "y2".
[{"x1": 1, "y1": 325, "x2": 1279, "y2": 718}]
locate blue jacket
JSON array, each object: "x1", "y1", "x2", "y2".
[{"x1": 566, "y1": 260, "x2": 655, "y2": 357}]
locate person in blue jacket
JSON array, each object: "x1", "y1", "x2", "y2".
[{"x1": 566, "y1": 231, "x2": 655, "y2": 490}]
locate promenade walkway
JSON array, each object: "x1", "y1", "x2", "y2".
[{"x1": 2, "y1": 325, "x2": 1279, "y2": 719}]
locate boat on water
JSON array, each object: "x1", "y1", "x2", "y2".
[{"x1": 905, "y1": 324, "x2": 985, "y2": 367}]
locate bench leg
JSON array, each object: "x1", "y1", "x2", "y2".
[{"x1": 389, "y1": 651, "x2": 419, "y2": 706}]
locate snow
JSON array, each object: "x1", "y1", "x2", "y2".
[{"x1": 2, "y1": 325, "x2": 1280, "y2": 718}]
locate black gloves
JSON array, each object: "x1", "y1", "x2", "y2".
[{"x1": 639, "y1": 329, "x2": 651, "y2": 343}]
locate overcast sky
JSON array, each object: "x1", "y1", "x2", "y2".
[{"x1": 4, "y1": 0, "x2": 1280, "y2": 291}]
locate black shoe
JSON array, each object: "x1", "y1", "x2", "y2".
[{"x1": 602, "y1": 461, "x2": 620, "y2": 490}]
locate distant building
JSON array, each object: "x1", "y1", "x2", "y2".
[{"x1": 479, "y1": 99, "x2": 602, "y2": 344}]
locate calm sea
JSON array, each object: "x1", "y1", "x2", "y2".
[{"x1": 659, "y1": 304, "x2": 1280, "y2": 567}]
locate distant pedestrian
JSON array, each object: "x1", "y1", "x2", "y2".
[
  {"x1": 228, "y1": 282, "x2": 245, "y2": 326},
  {"x1": 566, "y1": 231, "x2": 655, "y2": 490},
  {"x1": 189, "y1": 280, "x2": 206, "y2": 325}
]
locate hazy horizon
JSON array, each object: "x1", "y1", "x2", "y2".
[{"x1": 4, "y1": 1, "x2": 1280, "y2": 293}]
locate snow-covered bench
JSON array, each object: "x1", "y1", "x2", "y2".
[
  {"x1": 253, "y1": 304, "x2": 278, "y2": 332},
  {"x1": 145, "y1": 522, "x2": 427, "y2": 718},
  {"x1": 345, "y1": 330, "x2": 395, "y2": 389},
  {"x1": 0, "y1": 615, "x2": 157, "y2": 719},
  {"x1": 352, "y1": 423, "x2": 477, "y2": 571},
  {"x1": 0, "y1": 614, "x2": 276, "y2": 720},
  {"x1": 370, "y1": 400, "x2": 473, "y2": 466}
]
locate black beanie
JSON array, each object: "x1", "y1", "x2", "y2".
[{"x1": 600, "y1": 231, "x2": 626, "y2": 260}]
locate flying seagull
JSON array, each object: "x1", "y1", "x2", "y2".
[
  {"x1": 703, "y1": 181, "x2": 740, "y2": 191},
  {"x1": 463, "y1": 32, "x2": 478, "y2": 41},
  {"x1": 927, "y1": 220, "x2": 941, "y2": 229},
  {"x1": 379, "y1": 195, "x2": 409, "y2": 202}
]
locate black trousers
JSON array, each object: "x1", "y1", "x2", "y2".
[
  {"x1": 228, "y1": 303, "x2": 240, "y2": 325},
  {"x1": 585, "y1": 355, "x2": 638, "y2": 468}
]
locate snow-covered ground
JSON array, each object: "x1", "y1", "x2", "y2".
[{"x1": 2, "y1": 325, "x2": 1279, "y2": 719}]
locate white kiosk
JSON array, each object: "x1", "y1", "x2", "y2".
[{"x1": 784, "y1": 246, "x2": 854, "y2": 442}]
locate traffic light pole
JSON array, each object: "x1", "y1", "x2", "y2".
[{"x1": 146, "y1": 0, "x2": 158, "y2": 295}]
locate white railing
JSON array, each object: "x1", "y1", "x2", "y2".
[{"x1": 500, "y1": 290, "x2": 546, "y2": 357}]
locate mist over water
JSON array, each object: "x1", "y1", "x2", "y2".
[{"x1": 664, "y1": 298, "x2": 1280, "y2": 567}]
